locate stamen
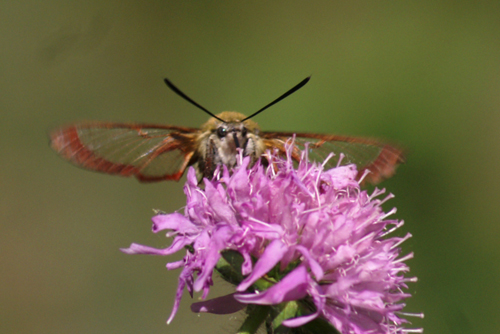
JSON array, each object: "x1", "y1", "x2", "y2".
[
  {"x1": 401, "y1": 276, "x2": 418, "y2": 283},
  {"x1": 401, "y1": 328, "x2": 424, "y2": 333},
  {"x1": 391, "y1": 233, "x2": 412, "y2": 249},
  {"x1": 247, "y1": 216, "x2": 272, "y2": 228},
  {"x1": 354, "y1": 232, "x2": 376, "y2": 246},
  {"x1": 357, "y1": 168, "x2": 371, "y2": 184},
  {"x1": 380, "y1": 207, "x2": 397, "y2": 220},
  {"x1": 300, "y1": 167, "x2": 313, "y2": 181},
  {"x1": 301, "y1": 206, "x2": 324, "y2": 215},
  {"x1": 213, "y1": 165, "x2": 222, "y2": 181},
  {"x1": 336, "y1": 152, "x2": 345, "y2": 167},
  {"x1": 369, "y1": 187, "x2": 386, "y2": 200},
  {"x1": 322, "y1": 152, "x2": 335, "y2": 168},
  {"x1": 314, "y1": 168, "x2": 322, "y2": 208},
  {"x1": 397, "y1": 312, "x2": 425, "y2": 319},
  {"x1": 380, "y1": 221, "x2": 405, "y2": 237},
  {"x1": 195, "y1": 188, "x2": 208, "y2": 199},
  {"x1": 303, "y1": 142, "x2": 310, "y2": 168},
  {"x1": 379, "y1": 193, "x2": 395, "y2": 205},
  {"x1": 394, "y1": 252, "x2": 414, "y2": 263}
]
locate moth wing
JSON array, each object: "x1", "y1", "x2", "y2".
[
  {"x1": 49, "y1": 122, "x2": 199, "y2": 182},
  {"x1": 261, "y1": 132, "x2": 405, "y2": 184}
]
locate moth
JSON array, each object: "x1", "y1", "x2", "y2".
[{"x1": 49, "y1": 77, "x2": 404, "y2": 184}]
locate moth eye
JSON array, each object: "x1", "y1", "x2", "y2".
[
  {"x1": 217, "y1": 127, "x2": 227, "y2": 138},
  {"x1": 241, "y1": 127, "x2": 248, "y2": 137}
]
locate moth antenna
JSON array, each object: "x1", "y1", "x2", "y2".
[
  {"x1": 164, "y1": 78, "x2": 225, "y2": 122},
  {"x1": 242, "y1": 76, "x2": 311, "y2": 121}
]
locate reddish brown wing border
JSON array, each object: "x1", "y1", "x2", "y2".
[
  {"x1": 49, "y1": 122, "x2": 199, "y2": 182},
  {"x1": 260, "y1": 131, "x2": 405, "y2": 184}
]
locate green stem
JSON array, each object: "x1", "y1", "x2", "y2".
[{"x1": 237, "y1": 305, "x2": 270, "y2": 334}]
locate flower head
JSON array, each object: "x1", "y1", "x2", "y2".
[{"x1": 122, "y1": 141, "x2": 421, "y2": 333}]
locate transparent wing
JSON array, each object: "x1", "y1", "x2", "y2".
[
  {"x1": 261, "y1": 132, "x2": 405, "y2": 184},
  {"x1": 49, "y1": 122, "x2": 199, "y2": 182}
]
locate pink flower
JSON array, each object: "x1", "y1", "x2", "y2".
[{"x1": 122, "y1": 141, "x2": 422, "y2": 334}]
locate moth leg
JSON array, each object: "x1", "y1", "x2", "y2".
[{"x1": 202, "y1": 137, "x2": 218, "y2": 179}]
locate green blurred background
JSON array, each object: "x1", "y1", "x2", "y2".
[{"x1": 2, "y1": 1, "x2": 499, "y2": 333}]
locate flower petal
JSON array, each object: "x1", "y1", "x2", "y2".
[
  {"x1": 237, "y1": 239, "x2": 288, "y2": 292},
  {"x1": 204, "y1": 180, "x2": 237, "y2": 225},
  {"x1": 193, "y1": 226, "x2": 233, "y2": 292},
  {"x1": 235, "y1": 266, "x2": 309, "y2": 305},
  {"x1": 152, "y1": 213, "x2": 198, "y2": 234},
  {"x1": 294, "y1": 245, "x2": 324, "y2": 281},
  {"x1": 120, "y1": 242, "x2": 181, "y2": 255}
]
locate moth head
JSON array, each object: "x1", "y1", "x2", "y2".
[{"x1": 200, "y1": 111, "x2": 260, "y2": 151}]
